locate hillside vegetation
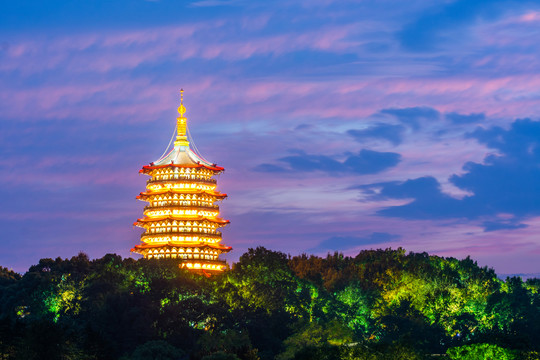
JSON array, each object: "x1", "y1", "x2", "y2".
[{"x1": 0, "y1": 247, "x2": 539, "y2": 359}]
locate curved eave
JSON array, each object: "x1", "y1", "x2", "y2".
[
  {"x1": 134, "y1": 215, "x2": 230, "y2": 225},
  {"x1": 140, "y1": 163, "x2": 224, "y2": 174},
  {"x1": 137, "y1": 189, "x2": 227, "y2": 199},
  {"x1": 131, "y1": 242, "x2": 232, "y2": 252}
]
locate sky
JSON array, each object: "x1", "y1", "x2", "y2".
[{"x1": 2, "y1": 0, "x2": 540, "y2": 276}]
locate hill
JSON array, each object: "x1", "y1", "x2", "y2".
[{"x1": 0, "y1": 247, "x2": 539, "y2": 359}]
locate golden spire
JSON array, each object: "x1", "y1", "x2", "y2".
[{"x1": 174, "y1": 89, "x2": 189, "y2": 148}]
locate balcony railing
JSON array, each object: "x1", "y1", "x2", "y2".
[
  {"x1": 143, "y1": 203, "x2": 219, "y2": 212},
  {"x1": 141, "y1": 231, "x2": 222, "y2": 239},
  {"x1": 147, "y1": 177, "x2": 216, "y2": 186}
]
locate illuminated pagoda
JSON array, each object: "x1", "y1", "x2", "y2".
[{"x1": 132, "y1": 90, "x2": 232, "y2": 273}]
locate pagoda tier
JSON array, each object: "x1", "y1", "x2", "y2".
[
  {"x1": 132, "y1": 243, "x2": 230, "y2": 273},
  {"x1": 132, "y1": 90, "x2": 232, "y2": 273}
]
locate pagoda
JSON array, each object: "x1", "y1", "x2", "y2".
[{"x1": 132, "y1": 90, "x2": 232, "y2": 273}]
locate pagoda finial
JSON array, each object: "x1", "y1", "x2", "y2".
[
  {"x1": 178, "y1": 89, "x2": 186, "y2": 116},
  {"x1": 175, "y1": 89, "x2": 189, "y2": 148}
]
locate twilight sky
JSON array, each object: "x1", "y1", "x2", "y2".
[{"x1": 2, "y1": 0, "x2": 540, "y2": 275}]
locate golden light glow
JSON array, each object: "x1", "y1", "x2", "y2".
[
  {"x1": 174, "y1": 89, "x2": 189, "y2": 148},
  {"x1": 132, "y1": 91, "x2": 232, "y2": 274}
]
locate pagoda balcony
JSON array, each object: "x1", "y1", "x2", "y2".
[
  {"x1": 143, "y1": 203, "x2": 219, "y2": 212},
  {"x1": 141, "y1": 231, "x2": 223, "y2": 239},
  {"x1": 180, "y1": 258, "x2": 228, "y2": 266},
  {"x1": 147, "y1": 177, "x2": 216, "y2": 186},
  {"x1": 144, "y1": 253, "x2": 228, "y2": 268}
]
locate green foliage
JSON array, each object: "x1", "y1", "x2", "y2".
[
  {"x1": 127, "y1": 340, "x2": 186, "y2": 360},
  {"x1": 224, "y1": 247, "x2": 306, "y2": 315},
  {"x1": 520, "y1": 351, "x2": 540, "y2": 360},
  {"x1": 447, "y1": 343, "x2": 517, "y2": 359},
  {"x1": 43, "y1": 274, "x2": 84, "y2": 322},
  {"x1": 201, "y1": 352, "x2": 240, "y2": 360},
  {"x1": 194, "y1": 330, "x2": 259, "y2": 360},
  {"x1": 342, "y1": 343, "x2": 426, "y2": 360},
  {"x1": 334, "y1": 284, "x2": 373, "y2": 336},
  {"x1": 0, "y1": 267, "x2": 21, "y2": 285},
  {"x1": 277, "y1": 320, "x2": 353, "y2": 360},
  {"x1": 0, "y1": 248, "x2": 537, "y2": 360}
]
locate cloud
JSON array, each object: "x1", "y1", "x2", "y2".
[
  {"x1": 360, "y1": 177, "x2": 469, "y2": 220},
  {"x1": 0, "y1": 23, "x2": 358, "y2": 75},
  {"x1": 313, "y1": 232, "x2": 401, "y2": 252},
  {"x1": 380, "y1": 107, "x2": 440, "y2": 129},
  {"x1": 190, "y1": 0, "x2": 244, "y2": 7},
  {"x1": 450, "y1": 119, "x2": 540, "y2": 217},
  {"x1": 397, "y1": 0, "x2": 517, "y2": 51},
  {"x1": 255, "y1": 149, "x2": 401, "y2": 175},
  {"x1": 347, "y1": 123, "x2": 406, "y2": 145},
  {"x1": 466, "y1": 118, "x2": 540, "y2": 158},
  {"x1": 445, "y1": 112, "x2": 486, "y2": 124},
  {"x1": 359, "y1": 119, "x2": 540, "y2": 230},
  {"x1": 482, "y1": 220, "x2": 528, "y2": 232}
]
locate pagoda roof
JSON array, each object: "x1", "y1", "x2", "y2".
[
  {"x1": 131, "y1": 242, "x2": 232, "y2": 252},
  {"x1": 141, "y1": 162, "x2": 223, "y2": 173},
  {"x1": 142, "y1": 91, "x2": 223, "y2": 173},
  {"x1": 137, "y1": 188, "x2": 227, "y2": 198},
  {"x1": 134, "y1": 215, "x2": 230, "y2": 225},
  {"x1": 141, "y1": 148, "x2": 224, "y2": 173}
]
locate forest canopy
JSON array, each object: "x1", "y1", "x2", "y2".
[{"x1": 0, "y1": 247, "x2": 539, "y2": 360}]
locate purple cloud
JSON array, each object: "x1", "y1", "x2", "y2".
[
  {"x1": 312, "y1": 232, "x2": 401, "y2": 252},
  {"x1": 357, "y1": 119, "x2": 540, "y2": 231},
  {"x1": 255, "y1": 149, "x2": 401, "y2": 175}
]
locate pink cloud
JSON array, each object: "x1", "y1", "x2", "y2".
[
  {"x1": 4, "y1": 70, "x2": 540, "y2": 130},
  {"x1": 1, "y1": 23, "x2": 358, "y2": 75},
  {"x1": 519, "y1": 11, "x2": 540, "y2": 23}
]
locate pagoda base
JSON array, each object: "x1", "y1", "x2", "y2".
[{"x1": 181, "y1": 259, "x2": 228, "y2": 273}]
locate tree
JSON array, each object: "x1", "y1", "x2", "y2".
[
  {"x1": 446, "y1": 343, "x2": 517, "y2": 360},
  {"x1": 128, "y1": 340, "x2": 187, "y2": 360}
]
